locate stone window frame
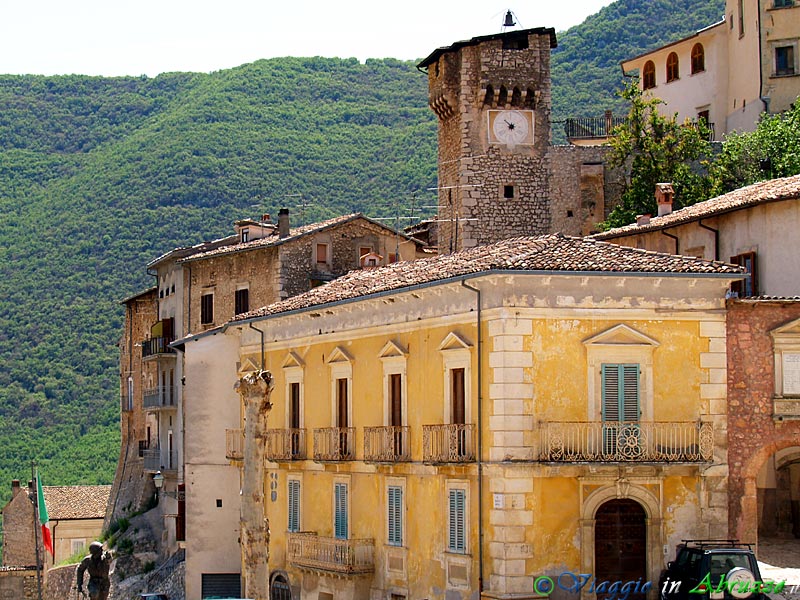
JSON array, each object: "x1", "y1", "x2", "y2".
[
  {"x1": 771, "y1": 39, "x2": 798, "y2": 77},
  {"x1": 385, "y1": 476, "x2": 406, "y2": 547},
  {"x1": 771, "y1": 317, "x2": 800, "y2": 398},
  {"x1": 283, "y1": 351, "x2": 305, "y2": 429},
  {"x1": 583, "y1": 324, "x2": 659, "y2": 423},
  {"x1": 314, "y1": 235, "x2": 332, "y2": 269},
  {"x1": 438, "y1": 333, "x2": 473, "y2": 425},
  {"x1": 287, "y1": 474, "x2": 302, "y2": 533},
  {"x1": 445, "y1": 479, "x2": 470, "y2": 555},
  {"x1": 332, "y1": 475, "x2": 351, "y2": 540},
  {"x1": 380, "y1": 341, "x2": 408, "y2": 427},
  {"x1": 327, "y1": 347, "x2": 353, "y2": 428}
]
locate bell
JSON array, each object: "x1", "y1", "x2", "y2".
[{"x1": 503, "y1": 10, "x2": 516, "y2": 27}]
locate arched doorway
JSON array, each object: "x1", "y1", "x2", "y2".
[
  {"x1": 270, "y1": 572, "x2": 292, "y2": 600},
  {"x1": 595, "y1": 499, "x2": 647, "y2": 586},
  {"x1": 756, "y1": 447, "x2": 800, "y2": 539}
]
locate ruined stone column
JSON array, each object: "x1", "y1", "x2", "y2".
[{"x1": 235, "y1": 369, "x2": 274, "y2": 600}]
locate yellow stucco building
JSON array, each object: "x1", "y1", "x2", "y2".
[{"x1": 179, "y1": 234, "x2": 743, "y2": 600}]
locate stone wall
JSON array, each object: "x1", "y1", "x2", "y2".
[
  {"x1": 0, "y1": 567, "x2": 38, "y2": 600},
  {"x1": 548, "y1": 145, "x2": 627, "y2": 236},
  {"x1": 1, "y1": 482, "x2": 37, "y2": 567},
  {"x1": 44, "y1": 563, "x2": 78, "y2": 600},
  {"x1": 726, "y1": 299, "x2": 800, "y2": 542},
  {"x1": 108, "y1": 289, "x2": 158, "y2": 527}
]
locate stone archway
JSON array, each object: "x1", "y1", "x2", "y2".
[
  {"x1": 595, "y1": 499, "x2": 647, "y2": 585},
  {"x1": 581, "y1": 483, "x2": 662, "y2": 593}
]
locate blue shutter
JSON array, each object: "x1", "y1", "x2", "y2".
[
  {"x1": 448, "y1": 489, "x2": 466, "y2": 553},
  {"x1": 334, "y1": 483, "x2": 348, "y2": 539},
  {"x1": 388, "y1": 486, "x2": 402, "y2": 546},
  {"x1": 288, "y1": 480, "x2": 300, "y2": 532}
]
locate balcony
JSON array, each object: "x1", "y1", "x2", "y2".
[
  {"x1": 143, "y1": 448, "x2": 178, "y2": 473},
  {"x1": 143, "y1": 386, "x2": 177, "y2": 410},
  {"x1": 313, "y1": 427, "x2": 356, "y2": 461},
  {"x1": 364, "y1": 426, "x2": 410, "y2": 462},
  {"x1": 539, "y1": 421, "x2": 714, "y2": 462},
  {"x1": 141, "y1": 336, "x2": 176, "y2": 359},
  {"x1": 225, "y1": 428, "x2": 244, "y2": 461},
  {"x1": 564, "y1": 113, "x2": 627, "y2": 143},
  {"x1": 288, "y1": 532, "x2": 374, "y2": 575},
  {"x1": 423, "y1": 424, "x2": 476, "y2": 463},
  {"x1": 265, "y1": 428, "x2": 307, "y2": 461}
]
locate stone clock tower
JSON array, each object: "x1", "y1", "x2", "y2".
[{"x1": 418, "y1": 27, "x2": 557, "y2": 253}]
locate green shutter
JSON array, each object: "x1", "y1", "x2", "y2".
[
  {"x1": 334, "y1": 483, "x2": 348, "y2": 539},
  {"x1": 288, "y1": 480, "x2": 300, "y2": 532},
  {"x1": 388, "y1": 486, "x2": 402, "y2": 546},
  {"x1": 601, "y1": 364, "x2": 640, "y2": 422},
  {"x1": 448, "y1": 489, "x2": 466, "y2": 553}
]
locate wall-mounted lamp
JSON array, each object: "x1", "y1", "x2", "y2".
[{"x1": 152, "y1": 471, "x2": 183, "y2": 500}]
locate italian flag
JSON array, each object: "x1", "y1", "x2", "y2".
[{"x1": 36, "y1": 472, "x2": 54, "y2": 557}]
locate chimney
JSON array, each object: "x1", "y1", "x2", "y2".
[
  {"x1": 636, "y1": 214, "x2": 651, "y2": 226},
  {"x1": 278, "y1": 208, "x2": 290, "y2": 238},
  {"x1": 655, "y1": 183, "x2": 675, "y2": 217},
  {"x1": 11, "y1": 479, "x2": 20, "y2": 498}
]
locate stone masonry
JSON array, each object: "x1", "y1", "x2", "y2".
[{"x1": 726, "y1": 299, "x2": 800, "y2": 543}]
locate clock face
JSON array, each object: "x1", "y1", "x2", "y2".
[{"x1": 489, "y1": 110, "x2": 533, "y2": 146}]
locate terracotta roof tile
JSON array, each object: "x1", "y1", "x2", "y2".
[
  {"x1": 235, "y1": 233, "x2": 743, "y2": 320},
  {"x1": 593, "y1": 175, "x2": 800, "y2": 240},
  {"x1": 43, "y1": 485, "x2": 111, "y2": 520}
]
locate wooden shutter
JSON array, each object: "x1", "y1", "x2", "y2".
[
  {"x1": 388, "y1": 486, "x2": 402, "y2": 546},
  {"x1": 390, "y1": 374, "x2": 402, "y2": 427},
  {"x1": 290, "y1": 382, "x2": 300, "y2": 429},
  {"x1": 288, "y1": 480, "x2": 300, "y2": 532},
  {"x1": 337, "y1": 378, "x2": 348, "y2": 428},
  {"x1": 448, "y1": 489, "x2": 466, "y2": 553},
  {"x1": 334, "y1": 483, "x2": 348, "y2": 539},
  {"x1": 602, "y1": 364, "x2": 640, "y2": 422},
  {"x1": 451, "y1": 368, "x2": 465, "y2": 425}
]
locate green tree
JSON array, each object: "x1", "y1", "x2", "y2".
[
  {"x1": 602, "y1": 80, "x2": 712, "y2": 229},
  {"x1": 708, "y1": 99, "x2": 800, "y2": 194}
]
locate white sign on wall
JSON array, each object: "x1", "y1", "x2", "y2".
[{"x1": 783, "y1": 352, "x2": 800, "y2": 395}]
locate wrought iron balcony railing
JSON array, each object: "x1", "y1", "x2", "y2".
[
  {"x1": 225, "y1": 428, "x2": 244, "y2": 461},
  {"x1": 141, "y1": 336, "x2": 176, "y2": 358},
  {"x1": 539, "y1": 421, "x2": 714, "y2": 462},
  {"x1": 143, "y1": 386, "x2": 177, "y2": 410},
  {"x1": 313, "y1": 427, "x2": 356, "y2": 461},
  {"x1": 265, "y1": 428, "x2": 307, "y2": 461},
  {"x1": 422, "y1": 424, "x2": 476, "y2": 463},
  {"x1": 287, "y1": 532, "x2": 374, "y2": 575},
  {"x1": 364, "y1": 426, "x2": 411, "y2": 462},
  {"x1": 143, "y1": 448, "x2": 179, "y2": 473},
  {"x1": 564, "y1": 115, "x2": 627, "y2": 140}
]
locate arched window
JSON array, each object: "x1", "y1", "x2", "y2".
[
  {"x1": 666, "y1": 52, "x2": 680, "y2": 82},
  {"x1": 691, "y1": 43, "x2": 705, "y2": 74},
  {"x1": 642, "y1": 61, "x2": 656, "y2": 90}
]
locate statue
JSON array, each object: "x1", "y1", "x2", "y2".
[{"x1": 76, "y1": 541, "x2": 113, "y2": 600}]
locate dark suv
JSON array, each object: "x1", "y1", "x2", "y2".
[{"x1": 660, "y1": 540, "x2": 767, "y2": 600}]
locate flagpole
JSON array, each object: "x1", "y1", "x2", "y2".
[{"x1": 30, "y1": 461, "x2": 44, "y2": 600}]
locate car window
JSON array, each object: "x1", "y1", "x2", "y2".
[{"x1": 709, "y1": 554, "x2": 751, "y2": 578}]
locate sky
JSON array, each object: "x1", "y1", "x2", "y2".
[{"x1": 0, "y1": 0, "x2": 614, "y2": 78}]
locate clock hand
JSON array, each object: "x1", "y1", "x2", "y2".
[{"x1": 504, "y1": 120, "x2": 515, "y2": 130}]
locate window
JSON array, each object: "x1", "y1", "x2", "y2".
[
  {"x1": 288, "y1": 479, "x2": 301, "y2": 532},
  {"x1": 315, "y1": 243, "x2": 329, "y2": 265},
  {"x1": 772, "y1": 318, "x2": 800, "y2": 398},
  {"x1": 241, "y1": 228, "x2": 249, "y2": 243},
  {"x1": 71, "y1": 539, "x2": 87, "y2": 555},
  {"x1": 602, "y1": 364, "x2": 641, "y2": 422},
  {"x1": 730, "y1": 251, "x2": 758, "y2": 297},
  {"x1": 359, "y1": 246, "x2": 372, "y2": 258},
  {"x1": 234, "y1": 288, "x2": 249, "y2": 315},
  {"x1": 666, "y1": 52, "x2": 680, "y2": 82},
  {"x1": 774, "y1": 0, "x2": 794, "y2": 6},
  {"x1": 200, "y1": 293, "x2": 214, "y2": 325},
  {"x1": 451, "y1": 368, "x2": 466, "y2": 425},
  {"x1": 775, "y1": 45, "x2": 796, "y2": 76},
  {"x1": 334, "y1": 482, "x2": 348, "y2": 539},
  {"x1": 387, "y1": 485, "x2": 403, "y2": 546},
  {"x1": 503, "y1": 185, "x2": 515, "y2": 199},
  {"x1": 642, "y1": 61, "x2": 656, "y2": 89},
  {"x1": 738, "y1": 0, "x2": 745, "y2": 36},
  {"x1": 448, "y1": 488, "x2": 466, "y2": 553},
  {"x1": 691, "y1": 43, "x2": 705, "y2": 74}
]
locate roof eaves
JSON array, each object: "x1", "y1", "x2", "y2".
[
  {"x1": 620, "y1": 18, "x2": 725, "y2": 69},
  {"x1": 417, "y1": 27, "x2": 557, "y2": 69}
]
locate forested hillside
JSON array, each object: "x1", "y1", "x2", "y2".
[{"x1": 0, "y1": 0, "x2": 724, "y2": 521}]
